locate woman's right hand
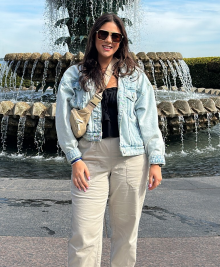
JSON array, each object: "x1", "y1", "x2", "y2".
[{"x1": 72, "y1": 160, "x2": 90, "y2": 192}]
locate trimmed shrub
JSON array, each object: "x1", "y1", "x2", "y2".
[
  {"x1": 184, "y1": 57, "x2": 220, "y2": 89},
  {"x1": 0, "y1": 69, "x2": 32, "y2": 88}
]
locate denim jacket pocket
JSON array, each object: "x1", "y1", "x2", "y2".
[
  {"x1": 126, "y1": 90, "x2": 137, "y2": 118},
  {"x1": 71, "y1": 81, "x2": 81, "y2": 90}
]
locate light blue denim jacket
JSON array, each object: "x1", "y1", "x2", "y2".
[{"x1": 56, "y1": 64, "x2": 165, "y2": 165}]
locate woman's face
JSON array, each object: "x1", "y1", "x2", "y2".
[{"x1": 95, "y1": 22, "x2": 121, "y2": 61}]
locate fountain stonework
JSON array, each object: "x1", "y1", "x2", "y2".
[{"x1": 1, "y1": 51, "x2": 220, "y2": 148}]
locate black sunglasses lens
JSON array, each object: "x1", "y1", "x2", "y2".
[
  {"x1": 112, "y1": 33, "x2": 122, "y2": 42},
  {"x1": 98, "y1": 30, "x2": 122, "y2": 43},
  {"x1": 98, "y1": 30, "x2": 109, "y2": 40}
]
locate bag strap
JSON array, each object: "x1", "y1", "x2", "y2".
[{"x1": 86, "y1": 57, "x2": 118, "y2": 112}]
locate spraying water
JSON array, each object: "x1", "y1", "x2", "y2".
[
  {"x1": 178, "y1": 59, "x2": 193, "y2": 91},
  {"x1": 34, "y1": 117, "x2": 46, "y2": 155},
  {"x1": 1, "y1": 115, "x2": 9, "y2": 152},
  {"x1": 17, "y1": 116, "x2": 26, "y2": 154},
  {"x1": 218, "y1": 112, "x2": 220, "y2": 147},
  {"x1": 149, "y1": 59, "x2": 158, "y2": 100},
  {"x1": 178, "y1": 115, "x2": 186, "y2": 154},
  {"x1": 194, "y1": 114, "x2": 199, "y2": 152},
  {"x1": 54, "y1": 60, "x2": 63, "y2": 94},
  {"x1": 12, "y1": 61, "x2": 21, "y2": 99},
  {"x1": 16, "y1": 60, "x2": 29, "y2": 101},
  {"x1": 159, "y1": 59, "x2": 169, "y2": 89},
  {"x1": 30, "y1": 59, "x2": 39, "y2": 102},
  {"x1": 167, "y1": 59, "x2": 178, "y2": 100},
  {"x1": 41, "y1": 60, "x2": 50, "y2": 100},
  {"x1": 4, "y1": 61, "x2": 14, "y2": 90},
  {"x1": 56, "y1": 141, "x2": 63, "y2": 158},
  {"x1": 173, "y1": 60, "x2": 191, "y2": 93},
  {"x1": 161, "y1": 116, "x2": 168, "y2": 142},
  {"x1": 207, "y1": 113, "x2": 213, "y2": 149},
  {"x1": 44, "y1": 0, "x2": 142, "y2": 54}
]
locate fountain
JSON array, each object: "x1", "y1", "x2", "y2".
[
  {"x1": 44, "y1": 0, "x2": 141, "y2": 54},
  {"x1": 0, "y1": 0, "x2": 220, "y2": 178},
  {"x1": 1, "y1": 51, "x2": 220, "y2": 144}
]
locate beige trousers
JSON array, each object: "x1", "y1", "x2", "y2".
[{"x1": 68, "y1": 137, "x2": 149, "y2": 267}]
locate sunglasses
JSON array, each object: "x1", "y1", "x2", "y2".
[{"x1": 96, "y1": 30, "x2": 123, "y2": 43}]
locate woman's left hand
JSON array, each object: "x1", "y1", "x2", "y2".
[{"x1": 148, "y1": 164, "x2": 162, "y2": 190}]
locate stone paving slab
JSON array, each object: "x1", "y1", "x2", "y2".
[
  {"x1": 1, "y1": 176, "x2": 220, "y2": 191},
  {"x1": 0, "y1": 177, "x2": 71, "y2": 192},
  {"x1": 1, "y1": 236, "x2": 220, "y2": 267},
  {"x1": 1, "y1": 176, "x2": 220, "y2": 266},
  {"x1": 1, "y1": 177, "x2": 220, "y2": 239}
]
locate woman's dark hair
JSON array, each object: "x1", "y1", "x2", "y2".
[{"x1": 78, "y1": 13, "x2": 138, "y2": 92}]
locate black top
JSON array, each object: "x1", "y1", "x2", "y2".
[{"x1": 101, "y1": 87, "x2": 119, "y2": 139}]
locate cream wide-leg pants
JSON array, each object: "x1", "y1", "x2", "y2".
[{"x1": 68, "y1": 137, "x2": 149, "y2": 267}]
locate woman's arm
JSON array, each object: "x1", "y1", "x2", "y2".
[
  {"x1": 56, "y1": 65, "x2": 90, "y2": 192},
  {"x1": 135, "y1": 70, "x2": 165, "y2": 165},
  {"x1": 55, "y1": 65, "x2": 82, "y2": 163},
  {"x1": 134, "y1": 70, "x2": 165, "y2": 190}
]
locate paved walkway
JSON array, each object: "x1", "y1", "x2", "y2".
[{"x1": 0, "y1": 176, "x2": 220, "y2": 266}]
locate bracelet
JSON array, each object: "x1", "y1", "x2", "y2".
[
  {"x1": 71, "y1": 157, "x2": 82, "y2": 165},
  {"x1": 151, "y1": 164, "x2": 163, "y2": 167}
]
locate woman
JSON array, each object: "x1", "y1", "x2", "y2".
[{"x1": 56, "y1": 13, "x2": 165, "y2": 267}]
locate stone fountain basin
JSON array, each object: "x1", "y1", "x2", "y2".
[
  {"x1": 3, "y1": 52, "x2": 84, "y2": 83},
  {"x1": 0, "y1": 86, "x2": 220, "y2": 140},
  {"x1": 3, "y1": 51, "x2": 183, "y2": 84}
]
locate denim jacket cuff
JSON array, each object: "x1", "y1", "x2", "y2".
[
  {"x1": 149, "y1": 155, "x2": 165, "y2": 165},
  {"x1": 66, "y1": 148, "x2": 82, "y2": 164}
]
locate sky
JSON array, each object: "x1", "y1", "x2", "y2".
[{"x1": 0, "y1": 0, "x2": 220, "y2": 60}]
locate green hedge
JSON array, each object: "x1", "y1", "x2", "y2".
[
  {"x1": 184, "y1": 57, "x2": 220, "y2": 89},
  {"x1": 0, "y1": 66, "x2": 32, "y2": 88}
]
